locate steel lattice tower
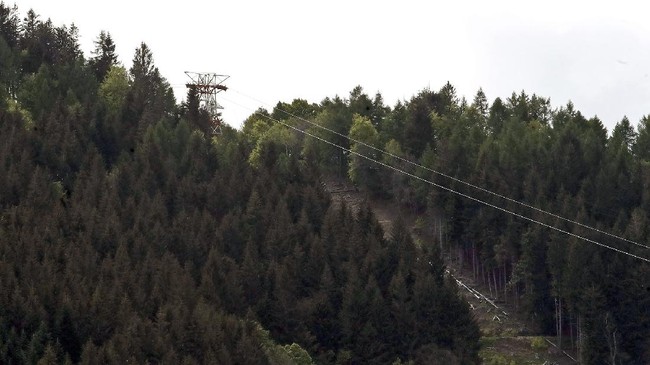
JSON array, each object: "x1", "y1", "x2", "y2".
[{"x1": 185, "y1": 72, "x2": 229, "y2": 135}]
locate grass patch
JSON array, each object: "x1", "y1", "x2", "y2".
[
  {"x1": 479, "y1": 336, "x2": 552, "y2": 365},
  {"x1": 480, "y1": 336, "x2": 498, "y2": 347},
  {"x1": 530, "y1": 336, "x2": 548, "y2": 352}
]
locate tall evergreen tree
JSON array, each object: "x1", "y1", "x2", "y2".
[
  {"x1": 0, "y1": 2, "x2": 20, "y2": 48},
  {"x1": 89, "y1": 31, "x2": 117, "y2": 81}
]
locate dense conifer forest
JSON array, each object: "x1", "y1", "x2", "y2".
[
  {"x1": 0, "y1": 4, "x2": 483, "y2": 364},
  {"x1": 2, "y1": 3, "x2": 650, "y2": 364},
  {"x1": 276, "y1": 89, "x2": 650, "y2": 362},
  {"x1": 240, "y1": 38, "x2": 650, "y2": 365}
]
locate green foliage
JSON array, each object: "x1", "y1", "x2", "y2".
[
  {"x1": 0, "y1": 11, "x2": 482, "y2": 363},
  {"x1": 242, "y1": 109, "x2": 273, "y2": 144},
  {"x1": 5, "y1": 98, "x2": 34, "y2": 128},
  {"x1": 271, "y1": 98, "x2": 319, "y2": 122},
  {"x1": 127, "y1": 42, "x2": 176, "y2": 131},
  {"x1": 610, "y1": 116, "x2": 636, "y2": 152},
  {"x1": 529, "y1": 337, "x2": 547, "y2": 352},
  {"x1": 256, "y1": 79, "x2": 650, "y2": 364},
  {"x1": 88, "y1": 30, "x2": 117, "y2": 81},
  {"x1": 512, "y1": 228, "x2": 554, "y2": 332},
  {"x1": 240, "y1": 78, "x2": 650, "y2": 363},
  {"x1": 9, "y1": 5, "x2": 650, "y2": 363},
  {"x1": 99, "y1": 64, "x2": 129, "y2": 117},
  {"x1": 0, "y1": 2, "x2": 20, "y2": 49},
  {"x1": 348, "y1": 85, "x2": 373, "y2": 119},
  {"x1": 484, "y1": 354, "x2": 516, "y2": 365},
  {"x1": 348, "y1": 113, "x2": 381, "y2": 194},
  {"x1": 248, "y1": 123, "x2": 299, "y2": 173},
  {"x1": 0, "y1": 34, "x2": 17, "y2": 101},
  {"x1": 18, "y1": 64, "x2": 58, "y2": 120},
  {"x1": 283, "y1": 343, "x2": 314, "y2": 365},
  {"x1": 302, "y1": 99, "x2": 352, "y2": 175},
  {"x1": 256, "y1": 325, "x2": 315, "y2": 365},
  {"x1": 403, "y1": 89, "x2": 436, "y2": 157},
  {"x1": 634, "y1": 115, "x2": 650, "y2": 160}
]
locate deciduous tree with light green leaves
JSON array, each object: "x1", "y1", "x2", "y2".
[
  {"x1": 348, "y1": 113, "x2": 382, "y2": 195},
  {"x1": 99, "y1": 65, "x2": 128, "y2": 116}
]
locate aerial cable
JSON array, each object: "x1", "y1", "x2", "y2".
[
  {"x1": 221, "y1": 95, "x2": 650, "y2": 264},
  {"x1": 230, "y1": 88, "x2": 650, "y2": 251}
]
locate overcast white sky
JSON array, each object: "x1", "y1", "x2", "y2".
[{"x1": 14, "y1": 0, "x2": 650, "y2": 131}]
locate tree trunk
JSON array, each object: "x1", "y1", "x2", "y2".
[
  {"x1": 445, "y1": 220, "x2": 451, "y2": 256},
  {"x1": 487, "y1": 266, "x2": 493, "y2": 297},
  {"x1": 502, "y1": 263, "x2": 507, "y2": 303},
  {"x1": 492, "y1": 270, "x2": 498, "y2": 301},
  {"x1": 605, "y1": 312, "x2": 618, "y2": 365},
  {"x1": 577, "y1": 314, "x2": 583, "y2": 364},
  {"x1": 554, "y1": 297, "x2": 564, "y2": 349},
  {"x1": 472, "y1": 243, "x2": 478, "y2": 280},
  {"x1": 570, "y1": 312, "x2": 574, "y2": 353},
  {"x1": 481, "y1": 261, "x2": 485, "y2": 285},
  {"x1": 438, "y1": 218, "x2": 443, "y2": 254}
]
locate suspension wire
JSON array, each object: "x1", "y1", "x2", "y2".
[
  {"x1": 221, "y1": 95, "x2": 650, "y2": 264},
  {"x1": 230, "y1": 88, "x2": 650, "y2": 251}
]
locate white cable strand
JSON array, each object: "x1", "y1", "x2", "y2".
[
  {"x1": 230, "y1": 88, "x2": 650, "y2": 251},
  {"x1": 222, "y1": 96, "x2": 650, "y2": 264}
]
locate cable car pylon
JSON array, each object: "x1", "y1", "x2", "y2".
[{"x1": 185, "y1": 71, "x2": 229, "y2": 135}]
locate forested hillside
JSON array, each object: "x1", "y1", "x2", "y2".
[
  {"x1": 245, "y1": 81, "x2": 650, "y2": 361},
  {"x1": 0, "y1": 4, "x2": 480, "y2": 364}
]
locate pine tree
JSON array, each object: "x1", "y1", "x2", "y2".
[{"x1": 89, "y1": 31, "x2": 117, "y2": 81}]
